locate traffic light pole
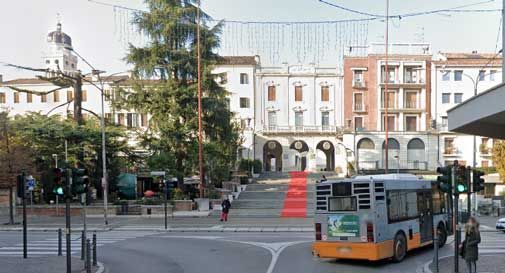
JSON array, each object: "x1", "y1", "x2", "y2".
[
  {"x1": 65, "y1": 169, "x2": 72, "y2": 273},
  {"x1": 22, "y1": 172, "x2": 27, "y2": 259},
  {"x1": 452, "y1": 166, "x2": 459, "y2": 273},
  {"x1": 467, "y1": 168, "x2": 472, "y2": 217}
]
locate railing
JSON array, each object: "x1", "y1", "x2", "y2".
[
  {"x1": 353, "y1": 80, "x2": 367, "y2": 88},
  {"x1": 263, "y1": 125, "x2": 342, "y2": 133},
  {"x1": 353, "y1": 103, "x2": 367, "y2": 112},
  {"x1": 404, "y1": 101, "x2": 418, "y2": 109},
  {"x1": 443, "y1": 147, "x2": 459, "y2": 155},
  {"x1": 357, "y1": 160, "x2": 429, "y2": 171}
]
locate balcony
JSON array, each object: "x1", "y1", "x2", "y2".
[
  {"x1": 443, "y1": 146, "x2": 460, "y2": 156},
  {"x1": 353, "y1": 103, "x2": 368, "y2": 113},
  {"x1": 480, "y1": 144, "x2": 491, "y2": 156},
  {"x1": 352, "y1": 80, "x2": 367, "y2": 89},
  {"x1": 262, "y1": 125, "x2": 342, "y2": 135},
  {"x1": 357, "y1": 160, "x2": 428, "y2": 172}
]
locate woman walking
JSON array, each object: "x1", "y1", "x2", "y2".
[
  {"x1": 463, "y1": 216, "x2": 481, "y2": 273},
  {"x1": 220, "y1": 197, "x2": 231, "y2": 222}
]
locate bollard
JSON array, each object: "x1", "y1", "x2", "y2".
[
  {"x1": 92, "y1": 233, "x2": 97, "y2": 266},
  {"x1": 81, "y1": 230, "x2": 85, "y2": 260},
  {"x1": 433, "y1": 228, "x2": 439, "y2": 273},
  {"x1": 86, "y1": 239, "x2": 91, "y2": 273},
  {"x1": 58, "y1": 228, "x2": 62, "y2": 256}
]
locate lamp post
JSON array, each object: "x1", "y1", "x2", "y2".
[{"x1": 337, "y1": 143, "x2": 355, "y2": 177}]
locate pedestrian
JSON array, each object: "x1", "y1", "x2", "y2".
[
  {"x1": 220, "y1": 197, "x2": 231, "y2": 222},
  {"x1": 462, "y1": 216, "x2": 481, "y2": 273},
  {"x1": 321, "y1": 175, "x2": 327, "y2": 182}
]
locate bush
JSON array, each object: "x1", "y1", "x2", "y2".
[
  {"x1": 474, "y1": 167, "x2": 497, "y2": 174},
  {"x1": 171, "y1": 188, "x2": 186, "y2": 200},
  {"x1": 252, "y1": 160, "x2": 262, "y2": 174},
  {"x1": 238, "y1": 159, "x2": 262, "y2": 174}
]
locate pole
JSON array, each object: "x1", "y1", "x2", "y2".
[
  {"x1": 196, "y1": 0, "x2": 204, "y2": 198},
  {"x1": 66, "y1": 169, "x2": 72, "y2": 273},
  {"x1": 9, "y1": 186, "x2": 14, "y2": 225},
  {"x1": 100, "y1": 79, "x2": 108, "y2": 226},
  {"x1": 452, "y1": 165, "x2": 459, "y2": 273},
  {"x1": 384, "y1": 0, "x2": 390, "y2": 173},
  {"x1": 22, "y1": 172, "x2": 27, "y2": 259},
  {"x1": 92, "y1": 233, "x2": 97, "y2": 266},
  {"x1": 433, "y1": 226, "x2": 439, "y2": 273},
  {"x1": 58, "y1": 228, "x2": 62, "y2": 256},
  {"x1": 468, "y1": 167, "x2": 472, "y2": 217},
  {"x1": 502, "y1": 0, "x2": 505, "y2": 82},
  {"x1": 81, "y1": 230, "x2": 85, "y2": 260},
  {"x1": 164, "y1": 180, "x2": 168, "y2": 230},
  {"x1": 55, "y1": 154, "x2": 59, "y2": 217},
  {"x1": 65, "y1": 140, "x2": 68, "y2": 161},
  {"x1": 86, "y1": 239, "x2": 91, "y2": 273},
  {"x1": 471, "y1": 82, "x2": 477, "y2": 216}
]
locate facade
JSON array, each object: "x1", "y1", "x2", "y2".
[
  {"x1": 253, "y1": 64, "x2": 346, "y2": 173},
  {"x1": 432, "y1": 52, "x2": 502, "y2": 167},
  {"x1": 342, "y1": 43, "x2": 438, "y2": 172}
]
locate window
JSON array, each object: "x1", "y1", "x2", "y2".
[
  {"x1": 267, "y1": 111, "x2": 277, "y2": 128},
  {"x1": 387, "y1": 191, "x2": 419, "y2": 222},
  {"x1": 53, "y1": 90, "x2": 60, "y2": 102},
  {"x1": 444, "y1": 138, "x2": 455, "y2": 154},
  {"x1": 54, "y1": 59, "x2": 59, "y2": 64},
  {"x1": 353, "y1": 70, "x2": 364, "y2": 87},
  {"x1": 104, "y1": 90, "x2": 112, "y2": 101},
  {"x1": 405, "y1": 91, "x2": 417, "y2": 108},
  {"x1": 117, "y1": 113, "x2": 125, "y2": 125},
  {"x1": 321, "y1": 86, "x2": 329, "y2": 101},
  {"x1": 382, "y1": 90, "x2": 396, "y2": 108},
  {"x1": 328, "y1": 197, "x2": 357, "y2": 212},
  {"x1": 481, "y1": 160, "x2": 489, "y2": 168},
  {"x1": 141, "y1": 114, "x2": 148, "y2": 127},
  {"x1": 454, "y1": 93, "x2": 463, "y2": 104},
  {"x1": 404, "y1": 67, "x2": 418, "y2": 83},
  {"x1": 82, "y1": 90, "x2": 87, "y2": 102},
  {"x1": 442, "y1": 71, "x2": 451, "y2": 81},
  {"x1": 405, "y1": 116, "x2": 417, "y2": 132},
  {"x1": 490, "y1": 70, "x2": 497, "y2": 81},
  {"x1": 126, "y1": 113, "x2": 138, "y2": 128},
  {"x1": 382, "y1": 66, "x2": 396, "y2": 83},
  {"x1": 454, "y1": 70, "x2": 463, "y2": 81},
  {"x1": 240, "y1": 97, "x2": 250, "y2": 108},
  {"x1": 14, "y1": 92, "x2": 19, "y2": 103},
  {"x1": 321, "y1": 111, "x2": 329, "y2": 127},
  {"x1": 67, "y1": 90, "x2": 74, "y2": 102},
  {"x1": 45, "y1": 60, "x2": 50, "y2": 64},
  {"x1": 353, "y1": 93, "x2": 363, "y2": 111},
  {"x1": 268, "y1": 86, "x2": 276, "y2": 101},
  {"x1": 295, "y1": 86, "x2": 303, "y2": 101},
  {"x1": 41, "y1": 94, "x2": 47, "y2": 103},
  {"x1": 479, "y1": 70, "x2": 486, "y2": 81},
  {"x1": 26, "y1": 93, "x2": 32, "y2": 103},
  {"x1": 354, "y1": 116, "x2": 363, "y2": 131},
  {"x1": 383, "y1": 115, "x2": 396, "y2": 131},
  {"x1": 295, "y1": 111, "x2": 303, "y2": 127},
  {"x1": 441, "y1": 117, "x2": 448, "y2": 129},
  {"x1": 432, "y1": 189, "x2": 446, "y2": 214},
  {"x1": 240, "y1": 73, "x2": 249, "y2": 84},
  {"x1": 225, "y1": 98, "x2": 230, "y2": 110},
  {"x1": 240, "y1": 119, "x2": 247, "y2": 129},
  {"x1": 442, "y1": 93, "x2": 450, "y2": 104},
  {"x1": 105, "y1": 113, "x2": 113, "y2": 123},
  {"x1": 0, "y1": 93, "x2": 5, "y2": 104}
]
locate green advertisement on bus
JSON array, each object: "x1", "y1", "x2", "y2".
[{"x1": 327, "y1": 215, "x2": 360, "y2": 237}]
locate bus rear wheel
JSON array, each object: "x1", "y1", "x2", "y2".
[
  {"x1": 392, "y1": 233, "x2": 407, "y2": 262},
  {"x1": 437, "y1": 224, "x2": 447, "y2": 248}
]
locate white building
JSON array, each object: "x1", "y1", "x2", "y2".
[
  {"x1": 253, "y1": 63, "x2": 346, "y2": 173},
  {"x1": 431, "y1": 52, "x2": 502, "y2": 167}
]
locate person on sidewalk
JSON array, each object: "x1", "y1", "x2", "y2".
[
  {"x1": 463, "y1": 216, "x2": 481, "y2": 273},
  {"x1": 220, "y1": 197, "x2": 231, "y2": 222}
]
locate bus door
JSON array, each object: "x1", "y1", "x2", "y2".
[{"x1": 418, "y1": 191, "x2": 433, "y2": 243}]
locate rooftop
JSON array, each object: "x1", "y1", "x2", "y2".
[{"x1": 216, "y1": 56, "x2": 257, "y2": 66}]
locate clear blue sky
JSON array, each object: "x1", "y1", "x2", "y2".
[{"x1": 0, "y1": 0, "x2": 502, "y2": 80}]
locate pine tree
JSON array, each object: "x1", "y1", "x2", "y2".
[{"x1": 117, "y1": 0, "x2": 239, "y2": 185}]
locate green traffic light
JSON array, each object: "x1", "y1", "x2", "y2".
[
  {"x1": 54, "y1": 187, "x2": 64, "y2": 196},
  {"x1": 457, "y1": 183, "x2": 467, "y2": 193}
]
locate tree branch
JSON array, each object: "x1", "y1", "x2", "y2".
[
  {"x1": 46, "y1": 100, "x2": 73, "y2": 116},
  {"x1": 82, "y1": 108, "x2": 100, "y2": 119}
]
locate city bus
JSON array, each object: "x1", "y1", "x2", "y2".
[{"x1": 312, "y1": 174, "x2": 451, "y2": 262}]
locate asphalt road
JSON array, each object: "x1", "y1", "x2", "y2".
[{"x1": 1, "y1": 228, "x2": 504, "y2": 273}]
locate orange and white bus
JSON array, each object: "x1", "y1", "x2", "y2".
[{"x1": 312, "y1": 174, "x2": 450, "y2": 262}]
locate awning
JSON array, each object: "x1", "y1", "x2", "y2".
[{"x1": 447, "y1": 83, "x2": 505, "y2": 139}]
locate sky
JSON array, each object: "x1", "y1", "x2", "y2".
[{"x1": 0, "y1": 0, "x2": 502, "y2": 80}]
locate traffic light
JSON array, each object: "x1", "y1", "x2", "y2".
[
  {"x1": 17, "y1": 174, "x2": 25, "y2": 198},
  {"x1": 52, "y1": 168, "x2": 66, "y2": 196},
  {"x1": 71, "y1": 167, "x2": 89, "y2": 196},
  {"x1": 455, "y1": 165, "x2": 469, "y2": 194},
  {"x1": 472, "y1": 169, "x2": 485, "y2": 193},
  {"x1": 436, "y1": 166, "x2": 452, "y2": 193}
]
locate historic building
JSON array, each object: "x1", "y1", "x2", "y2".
[
  {"x1": 342, "y1": 43, "x2": 438, "y2": 173},
  {"x1": 431, "y1": 52, "x2": 502, "y2": 168},
  {"x1": 253, "y1": 63, "x2": 346, "y2": 173}
]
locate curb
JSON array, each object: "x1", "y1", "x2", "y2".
[
  {"x1": 0, "y1": 226, "x2": 314, "y2": 233},
  {"x1": 421, "y1": 253, "x2": 504, "y2": 273}
]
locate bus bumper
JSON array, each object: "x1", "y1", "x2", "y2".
[{"x1": 312, "y1": 240, "x2": 393, "y2": 261}]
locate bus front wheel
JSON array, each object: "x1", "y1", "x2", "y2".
[{"x1": 392, "y1": 233, "x2": 407, "y2": 262}]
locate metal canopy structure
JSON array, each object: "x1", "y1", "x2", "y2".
[{"x1": 448, "y1": 83, "x2": 505, "y2": 139}]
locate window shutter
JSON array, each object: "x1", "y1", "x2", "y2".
[{"x1": 295, "y1": 86, "x2": 302, "y2": 101}]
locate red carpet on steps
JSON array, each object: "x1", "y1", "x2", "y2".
[{"x1": 281, "y1": 171, "x2": 308, "y2": 218}]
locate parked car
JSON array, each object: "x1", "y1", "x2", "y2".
[{"x1": 496, "y1": 218, "x2": 505, "y2": 232}]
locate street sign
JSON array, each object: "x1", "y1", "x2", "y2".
[
  {"x1": 27, "y1": 179, "x2": 35, "y2": 191},
  {"x1": 150, "y1": 171, "x2": 166, "y2": 176}
]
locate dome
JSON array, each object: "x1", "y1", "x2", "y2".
[{"x1": 47, "y1": 23, "x2": 72, "y2": 49}]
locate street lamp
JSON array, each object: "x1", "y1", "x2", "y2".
[{"x1": 337, "y1": 143, "x2": 355, "y2": 177}]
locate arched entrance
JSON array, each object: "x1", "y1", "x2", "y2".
[
  {"x1": 382, "y1": 138, "x2": 400, "y2": 170},
  {"x1": 357, "y1": 138, "x2": 376, "y2": 170},
  {"x1": 407, "y1": 138, "x2": 426, "y2": 170},
  {"x1": 290, "y1": 140, "x2": 309, "y2": 171},
  {"x1": 316, "y1": 141, "x2": 335, "y2": 171},
  {"x1": 263, "y1": 140, "x2": 283, "y2": 172}
]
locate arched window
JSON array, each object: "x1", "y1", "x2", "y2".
[
  {"x1": 357, "y1": 138, "x2": 375, "y2": 149},
  {"x1": 382, "y1": 138, "x2": 400, "y2": 149},
  {"x1": 407, "y1": 138, "x2": 425, "y2": 150}
]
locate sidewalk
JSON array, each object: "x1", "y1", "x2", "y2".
[
  {"x1": 425, "y1": 254, "x2": 505, "y2": 273},
  {"x1": 0, "y1": 256, "x2": 103, "y2": 273}
]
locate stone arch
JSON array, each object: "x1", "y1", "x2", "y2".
[
  {"x1": 382, "y1": 138, "x2": 400, "y2": 170},
  {"x1": 316, "y1": 141, "x2": 335, "y2": 171},
  {"x1": 357, "y1": 138, "x2": 377, "y2": 170},
  {"x1": 263, "y1": 140, "x2": 283, "y2": 172},
  {"x1": 290, "y1": 140, "x2": 309, "y2": 171},
  {"x1": 407, "y1": 138, "x2": 426, "y2": 170}
]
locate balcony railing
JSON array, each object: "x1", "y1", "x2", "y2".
[
  {"x1": 404, "y1": 101, "x2": 418, "y2": 109},
  {"x1": 443, "y1": 147, "x2": 459, "y2": 155},
  {"x1": 353, "y1": 103, "x2": 367, "y2": 112},
  {"x1": 357, "y1": 160, "x2": 428, "y2": 171},
  {"x1": 263, "y1": 125, "x2": 342, "y2": 133},
  {"x1": 353, "y1": 80, "x2": 367, "y2": 88}
]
